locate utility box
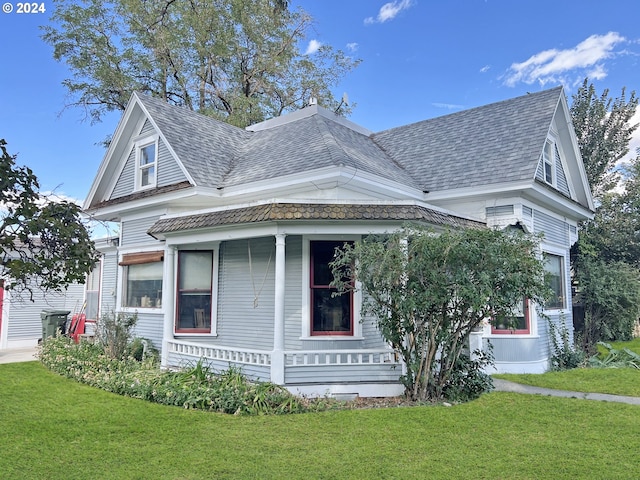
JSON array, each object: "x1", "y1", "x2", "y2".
[{"x1": 40, "y1": 309, "x2": 71, "y2": 341}]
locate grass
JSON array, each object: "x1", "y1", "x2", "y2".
[
  {"x1": 1, "y1": 362, "x2": 640, "y2": 479},
  {"x1": 494, "y1": 339, "x2": 640, "y2": 396}
]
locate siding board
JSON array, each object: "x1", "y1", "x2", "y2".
[{"x1": 217, "y1": 237, "x2": 275, "y2": 350}]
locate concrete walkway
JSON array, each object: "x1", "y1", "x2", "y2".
[
  {"x1": 493, "y1": 378, "x2": 640, "y2": 405},
  {"x1": 0, "y1": 346, "x2": 39, "y2": 364}
]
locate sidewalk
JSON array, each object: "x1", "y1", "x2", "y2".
[
  {"x1": 0, "y1": 347, "x2": 39, "y2": 365},
  {"x1": 493, "y1": 378, "x2": 640, "y2": 405}
]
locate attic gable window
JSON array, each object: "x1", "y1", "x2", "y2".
[
  {"x1": 135, "y1": 135, "x2": 158, "y2": 190},
  {"x1": 543, "y1": 139, "x2": 555, "y2": 184}
]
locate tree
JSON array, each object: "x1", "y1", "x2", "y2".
[
  {"x1": 570, "y1": 78, "x2": 638, "y2": 198},
  {"x1": 577, "y1": 157, "x2": 640, "y2": 268},
  {"x1": 572, "y1": 256, "x2": 640, "y2": 352},
  {"x1": 330, "y1": 226, "x2": 550, "y2": 402},
  {"x1": 42, "y1": 0, "x2": 360, "y2": 127},
  {"x1": 0, "y1": 139, "x2": 98, "y2": 299}
]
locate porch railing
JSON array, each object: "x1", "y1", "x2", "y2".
[
  {"x1": 167, "y1": 340, "x2": 401, "y2": 370},
  {"x1": 167, "y1": 340, "x2": 271, "y2": 366},
  {"x1": 284, "y1": 349, "x2": 400, "y2": 366}
]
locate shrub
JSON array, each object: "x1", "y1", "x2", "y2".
[
  {"x1": 589, "y1": 342, "x2": 640, "y2": 368},
  {"x1": 95, "y1": 311, "x2": 138, "y2": 360},
  {"x1": 442, "y1": 346, "x2": 494, "y2": 402},
  {"x1": 38, "y1": 337, "x2": 314, "y2": 415},
  {"x1": 548, "y1": 319, "x2": 586, "y2": 371}
]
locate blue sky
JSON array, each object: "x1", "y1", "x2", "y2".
[{"x1": 1, "y1": 0, "x2": 639, "y2": 210}]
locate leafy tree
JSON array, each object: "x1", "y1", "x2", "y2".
[
  {"x1": 570, "y1": 80, "x2": 640, "y2": 346},
  {"x1": 42, "y1": 0, "x2": 359, "y2": 127},
  {"x1": 331, "y1": 226, "x2": 550, "y2": 402},
  {"x1": 0, "y1": 139, "x2": 98, "y2": 299},
  {"x1": 577, "y1": 157, "x2": 640, "y2": 268},
  {"x1": 570, "y1": 78, "x2": 638, "y2": 198},
  {"x1": 572, "y1": 256, "x2": 640, "y2": 352}
]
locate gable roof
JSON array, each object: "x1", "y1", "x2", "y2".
[
  {"x1": 372, "y1": 87, "x2": 563, "y2": 193},
  {"x1": 135, "y1": 94, "x2": 251, "y2": 187},
  {"x1": 85, "y1": 86, "x2": 593, "y2": 216}
]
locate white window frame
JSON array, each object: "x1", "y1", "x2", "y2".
[
  {"x1": 542, "y1": 249, "x2": 567, "y2": 312},
  {"x1": 542, "y1": 137, "x2": 555, "y2": 186},
  {"x1": 134, "y1": 135, "x2": 159, "y2": 191}
]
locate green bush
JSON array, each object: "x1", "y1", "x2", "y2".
[
  {"x1": 589, "y1": 342, "x2": 640, "y2": 369},
  {"x1": 442, "y1": 346, "x2": 494, "y2": 402},
  {"x1": 38, "y1": 336, "x2": 320, "y2": 415},
  {"x1": 548, "y1": 319, "x2": 586, "y2": 371}
]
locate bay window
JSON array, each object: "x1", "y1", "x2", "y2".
[{"x1": 492, "y1": 298, "x2": 530, "y2": 334}]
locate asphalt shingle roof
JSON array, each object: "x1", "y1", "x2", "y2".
[
  {"x1": 136, "y1": 94, "x2": 250, "y2": 187},
  {"x1": 372, "y1": 87, "x2": 562, "y2": 192},
  {"x1": 134, "y1": 88, "x2": 565, "y2": 197},
  {"x1": 223, "y1": 114, "x2": 419, "y2": 188}
]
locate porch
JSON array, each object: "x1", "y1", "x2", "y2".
[{"x1": 166, "y1": 339, "x2": 405, "y2": 397}]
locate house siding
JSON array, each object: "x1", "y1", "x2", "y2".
[
  {"x1": 284, "y1": 236, "x2": 303, "y2": 350},
  {"x1": 217, "y1": 238, "x2": 275, "y2": 350},
  {"x1": 133, "y1": 312, "x2": 163, "y2": 349},
  {"x1": 111, "y1": 120, "x2": 187, "y2": 200},
  {"x1": 121, "y1": 216, "x2": 162, "y2": 246},
  {"x1": 533, "y1": 209, "x2": 569, "y2": 246}
]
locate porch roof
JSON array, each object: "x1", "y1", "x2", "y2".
[{"x1": 147, "y1": 202, "x2": 485, "y2": 236}]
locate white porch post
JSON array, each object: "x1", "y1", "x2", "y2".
[
  {"x1": 271, "y1": 234, "x2": 286, "y2": 384},
  {"x1": 161, "y1": 245, "x2": 177, "y2": 368}
]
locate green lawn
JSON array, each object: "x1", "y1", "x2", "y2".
[
  {"x1": 2, "y1": 362, "x2": 640, "y2": 479},
  {"x1": 494, "y1": 339, "x2": 640, "y2": 396}
]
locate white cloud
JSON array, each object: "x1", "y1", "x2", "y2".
[
  {"x1": 503, "y1": 32, "x2": 625, "y2": 87},
  {"x1": 346, "y1": 42, "x2": 359, "y2": 52},
  {"x1": 480, "y1": 65, "x2": 491, "y2": 73},
  {"x1": 432, "y1": 102, "x2": 465, "y2": 110},
  {"x1": 365, "y1": 0, "x2": 414, "y2": 25},
  {"x1": 305, "y1": 39, "x2": 322, "y2": 55}
]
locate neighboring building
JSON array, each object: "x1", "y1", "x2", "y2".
[
  {"x1": 83, "y1": 87, "x2": 594, "y2": 397},
  {"x1": 0, "y1": 279, "x2": 84, "y2": 349}
]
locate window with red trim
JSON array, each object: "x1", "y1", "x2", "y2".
[
  {"x1": 492, "y1": 298, "x2": 530, "y2": 334},
  {"x1": 176, "y1": 250, "x2": 213, "y2": 333},
  {"x1": 310, "y1": 241, "x2": 353, "y2": 336}
]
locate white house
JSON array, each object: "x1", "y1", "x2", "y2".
[{"x1": 83, "y1": 87, "x2": 594, "y2": 397}]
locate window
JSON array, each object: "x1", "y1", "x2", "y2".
[
  {"x1": 544, "y1": 253, "x2": 565, "y2": 309},
  {"x1": 122, "y1": 261, "x2": 163, "y2": 308},
  {"x1": 492, "y1": 298, "x2": 530, "y2": 334},
  {"x1": 176, "y1": 251, "x2": 214, "y2": 333},
  {"x1": 136, "y1": 137, "x2": 157, "y2": 189},
  {"x1": 543, "y1": 139, "x2": 554, "y2": 184},
  {"x1": 310, "y1": 241, "x2": 353, "y2": 336},
  {"x1": 85, "y1": 261, "x2": 101, "y2": 321}
]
